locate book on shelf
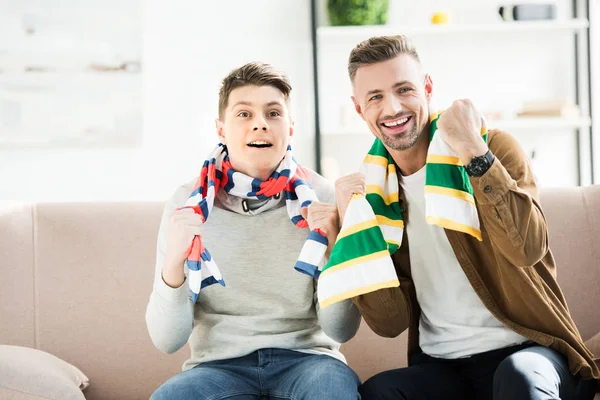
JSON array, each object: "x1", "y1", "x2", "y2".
[{"x1": 517, "y1": 99, "x2": 580, "y2": 118}]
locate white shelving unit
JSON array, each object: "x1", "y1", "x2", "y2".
[
  {"x1": 311, "y1": 1, "x2": 594, "y2": 186},
  {"x1": 318, "y1": 18, "x2": 589, "y2": 38}
]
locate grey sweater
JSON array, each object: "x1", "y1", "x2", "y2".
[{"x1": 145, "y1": 168, "x2": 361, "y2": 370}]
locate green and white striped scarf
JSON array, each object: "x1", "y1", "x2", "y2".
[{"x1": 317, "y1": 112, "x2": 487, "y2": 308}]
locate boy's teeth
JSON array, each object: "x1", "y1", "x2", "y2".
[
  {"x1": 383, "y1": 117, "x2": 408, "y2": 127},
  {"x1": 250, "y1": 141, "x2": 270, "y2": 145}
]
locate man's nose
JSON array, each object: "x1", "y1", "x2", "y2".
[{"x1": 383, "y1": 95, "x2": 403, "y2": 117}]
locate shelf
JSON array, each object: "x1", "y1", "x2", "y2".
[
  {"x1": 318, "y1": 19, "x2": 589, "y2": 39},
  {"x1": 323, "y1": 116, "x2": 592, "y2": 136},
  {"x1": 489, "y1": 116, "x2": 591, "y2": 131}
]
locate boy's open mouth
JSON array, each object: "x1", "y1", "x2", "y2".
[{"x1": 247, "y1": 140, "x2": 273, "y2": 148}]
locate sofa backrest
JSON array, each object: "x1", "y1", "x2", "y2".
[
  {"x1": 537, "y1": 186, "x2": 600, "y2": 340},
  {"x1": 1, "y1": 186, "x2": 599, "y2": 398},
  {"x1": 1, "y1": 202, "x2": 184, "y2": 400}
]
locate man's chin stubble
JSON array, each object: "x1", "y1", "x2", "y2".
[{"x1": 380, "y1": 127, "x2": 420, "y2": 151}]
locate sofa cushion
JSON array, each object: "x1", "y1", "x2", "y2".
[{"x1": 0, "y1": 345, "x2": 89, "y2": 400}]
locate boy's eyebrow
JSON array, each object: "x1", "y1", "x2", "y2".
[
  {"x1": 231, "y1": 101, "x2": 253, "y2": 108},
  {"x1": 231, "y1": 100, "x2": 284, "y2": 108}
]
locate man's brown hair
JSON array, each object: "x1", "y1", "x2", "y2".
[
  {"x1": 218, "y1": 62, "x2": 292, "y2": 119},
  {"x1": 348, "y1": 35, "x2": 420, "y2": 82}
]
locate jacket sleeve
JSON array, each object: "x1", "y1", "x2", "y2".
[
  {"x1": 470, "y1": 129, "x2": 549, "y2": 267},
  {"x1": 350, "y1": 275, "x2": 413, "y2": 338}
]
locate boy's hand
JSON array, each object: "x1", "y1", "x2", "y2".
[
  {"x1": 301, "y1": 202, "x2": 340, "y2": 256},
  {"x1": 162, "y1": 208, "x2": 203, "y2": 288},
  {"x1": 335, "y1": 173, "x2": 366, "y2": 225}
]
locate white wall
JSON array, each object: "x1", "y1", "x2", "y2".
[
  {"x1": 0, "y1": 0, "x2": 316, "y2": 202},
  {"x1": 0, "y1": 0, "x2": 596, "y2": 202}
]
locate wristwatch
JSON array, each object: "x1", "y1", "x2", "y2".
[{"x1": 465, "y1": 150, "x2": 495, "y2": 177}]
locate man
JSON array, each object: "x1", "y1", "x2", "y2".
[
  {"x1": 334, "y1": 35, "x2": 599, "y2": 399},
  {"x1": 146, "y1": 62, "x2": 361, "y2": 399}
]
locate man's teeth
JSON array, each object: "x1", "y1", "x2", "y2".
[{"x1": 383, "y1": 117, "x2": 409, "y2": 127}]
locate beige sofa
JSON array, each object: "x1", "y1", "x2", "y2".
[{"x1": 1, "y1": 186, "x2": 599, "y2": 399}]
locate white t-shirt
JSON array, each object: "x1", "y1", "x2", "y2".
[{"x1": 401, "y1": 166, "x2": 528, "y2": 359}]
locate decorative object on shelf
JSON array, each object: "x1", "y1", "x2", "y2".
[
  {"x1": 482, "y1": 110, "x2": 506, "y2": 121},
  {"x1": 327, "y1": 0, "x2": 389, "y2": 26},
  {"x1": 517, "y1": 99, "x2": 580, "y2": 118},
  {"x1": 431, "y1": 11, "x2": 451, "y2": 25},
  {"x1": 498, "y1": 3, "x2": 556, "y2": 21}
]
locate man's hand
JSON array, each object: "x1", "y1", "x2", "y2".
[
  {"x1": 437, "y1": 99, "x2": 488, "y2": 166},
  {"x1": 335, "y1": 173, "x2": 366, "y2": 225},
  {"x1": 301, "y1": 202, "x2": 340, "y2": 256},
  {"x1": 162, "y1": 208, "x2": 203, "y2": 288}
]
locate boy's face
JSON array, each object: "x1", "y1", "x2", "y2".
[
  {"x1": 351, "y1": 54, "x2": 432, "y2": 153},
  {"x1": 216, "y1": 85, "x2": 293, "y2": 181}
]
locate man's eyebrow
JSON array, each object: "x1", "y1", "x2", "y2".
[
  {"x1": 366, "y1": 88, "x2": 383, "y2": 97},
  {"x1": 365, "y1": 81, "x2": 413, "y2": 100},
  {"x1": 393, "y1": 80, "x2": 412, "y2": 88}
]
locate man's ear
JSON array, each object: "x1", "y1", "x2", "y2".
[
  {"x1": 289, "y1": 119, "x2": 295, "y2": 138},
  {"x1": 351, "y1": 96, "x2": 365, "y2": 121},
  {"x1": 215, "y1": 118, "x2": 226, "y2": 144},
  {"x1": 424, "y1": 73, "x2": 433, "y2": 102}
]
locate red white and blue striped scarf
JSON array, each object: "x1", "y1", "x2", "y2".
[{"x1": 182, "y1": 143, "x2": 328, "y2": 303}]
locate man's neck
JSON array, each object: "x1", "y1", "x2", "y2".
[{"x1": 389, "y1": 128, "x2": 430, "y2": 177}]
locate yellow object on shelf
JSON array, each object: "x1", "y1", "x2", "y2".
[{"x1": 431, "y1": 11, "x2": 451, "y2": 25}]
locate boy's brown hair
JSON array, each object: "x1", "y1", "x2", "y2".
[
  {"x1": 218, "y1": 62, "x2": 292, "y2": 119},
  {"x1": 348, "y1": 35, "x2": 420, "y2": 82}
]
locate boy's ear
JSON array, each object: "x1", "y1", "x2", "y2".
[
  {"x1": 215, "y1": 118, "x2": 226, "y2": 143},
  {"x1": 289, "y1": 120, "x2": 294, "y2": 138}
]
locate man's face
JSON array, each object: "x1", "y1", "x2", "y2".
[
  {"x1": 217, "y1": 85, "x2": 293, "y2": 181},
  {"x1": 352, "y1": 54, "x2": 432, "y2": 152}
]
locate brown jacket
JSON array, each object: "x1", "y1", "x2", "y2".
[{"x1": 351, "y1": 128, "x2": 600, "y2": 384}]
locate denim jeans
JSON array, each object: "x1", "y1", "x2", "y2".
[
  {"x1": 151, "y1": 348, "x2": 360, "y2": 400},
  {"x1": 359, "y1": 343, "x2": 597, "y2": 400}
]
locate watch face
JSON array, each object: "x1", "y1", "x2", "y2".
[{"x1": 467, "y1": 157, "x2": 489, "y2": 177}]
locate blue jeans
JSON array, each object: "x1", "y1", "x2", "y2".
[
  {"x1": 151, "y1": 348, "x2": 360, "y2": 400},
  {"x1": 359, "y1": 343, "x2": 597, "y2": 400}
]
